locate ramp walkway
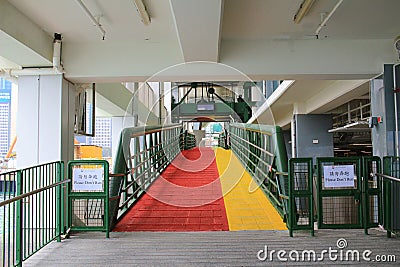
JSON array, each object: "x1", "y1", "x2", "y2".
[
  {"x1": 24, "y1": 229, "x2": 400, "y2": 266},
  {"x1": 114, "y1": 147, "x2": 286, "y2": 232}
]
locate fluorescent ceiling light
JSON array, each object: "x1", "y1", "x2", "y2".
[
  {"x1": 294, "y1": 0, "x2": 315, "y2": 24},
  {"x1": 133, "y1": 0, "x2": 151, "y2": 26}
]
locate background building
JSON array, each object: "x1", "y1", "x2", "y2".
[{"x1": 0, "y1": 78, "x2": 12, "y2": 157}]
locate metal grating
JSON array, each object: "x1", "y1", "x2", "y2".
[{"x1": 322, "y1": 196, "x2": 358, "y2": 225}]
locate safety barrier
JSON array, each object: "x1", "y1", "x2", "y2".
[
  {"x1": 0, "y1": 162, "x2": 65, "y2": 267},
  {"x1": 287, "y1": 156, "x2": 382, "y2": 236},
  {"x1": 110, "y1": 124, "x2": 184, "y2": 227},
  {"x1": 288, "y1": 158, "x2": 314, "y2": 237},
  {"x1": 180, "y1": 131, "x2": 196, "y2": 150},
  {"x1": 67, "y1": 160, "x2": 109, "y2": 238},
  {"x1": 228, "y1": 123, "x2": 289, "y2": 219},
  {"x1": 380, "y1": 156, "x2": 400, "y2": 237},
  {"x1": 217, "y1": 131, "x2": 229, "y2": 149}
]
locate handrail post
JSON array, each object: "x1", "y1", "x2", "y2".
[
  {"x1": 15, "y1": 170, "x2": 23, "y2": 267},
  {"x1": 105, "y1": 162, "x2": 110, "y2": 238},
  {"x1": 56, "y1": 162, "x2": 62, "y2": 242}
]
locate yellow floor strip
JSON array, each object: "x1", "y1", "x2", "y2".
[{"x1": 215, "y1": 148, "x2": 287, "y2": 230}]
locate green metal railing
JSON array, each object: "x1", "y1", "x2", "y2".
[
  {"x1": 380, "y1": 156, "x2": 400, "y2": 237},
  {"x1": 67, "y1": 160, "x2": 109, "y2": 238},
  {"x1": 110, "y1": 124, "x2": 184, "y2": 227},
  {"x1": 316, "y1": 157, "x2": 363, "y2": 229},
  {"x1": 180, "y1": 130, "x2": 196, "y2": 150},
  {"x1": 362, "y1": 156, "x2": 381, "y2": 234},
  {"x1": 0, "y1": 170, "x2": 17, "y2": 267},
  {"x1": 288, "y1": 158, "x2": 314, "y2": 237},
  {"x1": 228, "y1": 123, "x2": 289, "y2": 219},
  {"x1": 315, "y1": 156, "x2": 383, "y2": 232},
  {"x1": 0, "y1": 161, "x2": 66, "y2": 267},
  {"x1": 287, "y1": 156, "x2": 382, "y2": 236},
  {"x1": 217, "y1": 131, "x2": 229, "y2": 149}
]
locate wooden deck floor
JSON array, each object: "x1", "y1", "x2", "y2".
[{"x1": 24, "y1": 228, "x2": 399, "y2": 266}]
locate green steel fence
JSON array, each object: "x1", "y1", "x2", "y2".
[
  {"x1": 67, "y1": 160, "x2": 109, "y2": 238},
  {"x1": 228, "y1": 123, "x2": 289, "y2": 219},
  {"x1": 362, "y1": 156, "x2": 382, "y2": 234},
  {"x1": 180, "y1": 130, "x2": 196, "y2": 150},
  {"x1": 316, "y1": 157, "x2": 363, "y2": 229},
  {"x1": 380, "y1": 156, "x2": 400, "y2": 237},
  {"x1": 0, "y1": 161, "x2": 66, "y2": 267},
  {"x1": 287, "y1": 156, "x2": 382, "y2": 236},
  {"x1": 288, "y1": 158, "x2": 314, "y2": 237},
  {"x1": 217, "y1": 131, "x2": 229, "y2": 149},
  {"x1": 110, "y1": 124, "x2": 184, "y2": 227}
]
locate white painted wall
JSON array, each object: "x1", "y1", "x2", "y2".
[{"x1": 16, "y1": 75, "x2": 74, "y2": 168}]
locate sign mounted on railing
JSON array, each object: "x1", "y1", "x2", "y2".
[
  {"x1": 323, "y1": 165, "x2": 355, "y2": 188},
  {"x1": 72, "y1": 168, "x2": 104, "y2": 192},
  {"x1": 67, "y1": 160, "x2": 109, "y2": 238}
]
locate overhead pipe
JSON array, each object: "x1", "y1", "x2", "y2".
[
  {"x1": 75, "y1": 0, "x2": 106, "y2": 40},
  {"x1": 0, "y1": 69, "x2": 18, "y2": 84},
  {"x1": 2, "y1": 33, "x2": 64, "y2": 78},
  {"x1": 315, "y1": 0, "x2": 344, "y2": 37}
]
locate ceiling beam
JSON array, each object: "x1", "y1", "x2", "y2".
[
  {"x1": 170, "y1": 0, "x2": 224, "y2": 62},
  {"x1": 96, "y1": 83, "x2": 133, "y2": 114},
  {"x1": 220, "y1": 38, "x2": 396, "y2": 80},
  {"x1": 63, "y1": 37, "x2": 396, "y2": 83},
  {"x1": 0, "y1": 0, "x2": 52, "y2": 67}
]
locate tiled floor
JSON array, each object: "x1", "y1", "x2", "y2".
[
  {"x1": 215, "y1": 147, "x2": 287, "y2": 230},
  {"x1": 114, "y1": 147, "x2": 286, "y2": 232},
  {"x1": 113, "y1": 147, "x2": 229, "y2": 231}
]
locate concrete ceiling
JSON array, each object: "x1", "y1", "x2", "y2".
[
  {"x1": 267, "y1": 80, "x2": 370, "y2": 127},
  {"x1": 0, "y1": 0, "x2": 399, "y2": 118},
  {"x1": 0, "y1": 0, "x2": 398, "y2": 82}
]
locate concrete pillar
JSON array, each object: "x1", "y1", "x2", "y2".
[
  {"x1": 164, "y1": 82, "x2": 172, "y2": 124},
  {"x1": 16, "y1": 75, "x2": 75, "y2": 168},
  {"x1": 111, "y1": 116, "x2": 136, "y2": 164},
  {"x1": 159, "y1": 82, "x2": 164, "y2": 125},
  {"x1": 292, "y1": 114, "x2": 334, "y2": 160},
  {"x1": 371, "y1": 64, "x2": 400, "y2": 157}
]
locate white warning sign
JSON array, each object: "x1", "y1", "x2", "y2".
[
  {"x1": 72, "y1": 168, "x2": 104, "y2": 191},
  {"x1": 323, "y1": 165, "x2": 355, "y2": 188}
]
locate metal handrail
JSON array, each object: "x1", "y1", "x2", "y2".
[
  {"x1": 333, "y1": 103, "x2": 371, "y2": 119},
  {"x1": 110, "y1": 123, "x2": 184, "y2": 226},
  {"x1": 230, "y1": 131, "x2": 275, "y2": 157},
  {"x1": 0, "y1": 179, "x2": 70, "y2": 208},
  {"x1": 375, "y1": 173, "x2": 400, "y2": 183},
  {"x1": 230, "y1": 123, "x2": 274, "y2": 136},
  {"x1": 127, "y1": 124, "x2": 182, "y2": 138},
  {"x1": 228, "y1": 123, "x2": 289, "y2": 218},
  {"x1": 1, "y1": 161, "x2": 65, "y2": 267}
]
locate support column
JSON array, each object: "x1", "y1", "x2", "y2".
[
  {"x1": 16, "y1": 75, "x2": 75, "y2": 168},
  {"x1": 159, "y1": 82, "x2": 164, "y2": 125},
  {"x1": 164, "y1": 82, "x2": 172, "y2": 124},
  {"x1": 292, "y1": 114, "x2": 334, "y2": 160},
  {"x1": 111, "y1": 116, "x2": 136, "y2": 162},
  {"x1": 132, "y1": 82, "x2": 140, "y2": 126},
  {"x1": 371, "y1": 64, "x2": 400, "y2": 157}
]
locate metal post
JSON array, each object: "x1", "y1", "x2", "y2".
[
  {"x1": 105, "y1": 161, "x2": 110, "y2": 238},
  {"x1": 394, "y1": 65, "x2": 400, "y2": 157},
  {"x1": 15, "y1": 171, "x2": 23, "y2": 267}
]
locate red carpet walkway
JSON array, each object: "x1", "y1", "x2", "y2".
[{"x1": 113, "y1": 147, "x2": 229, "y2": 231}]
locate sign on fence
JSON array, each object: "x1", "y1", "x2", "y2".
[
  {"x1": 72, "y1": 168, "x2": 104, "y2": 192},
  {"x1": 323, "y1": 165, "x2": 355, "y2": 188},
  {"x1": 68, "y1": 160, "x2": 109, "y2": 238}
]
